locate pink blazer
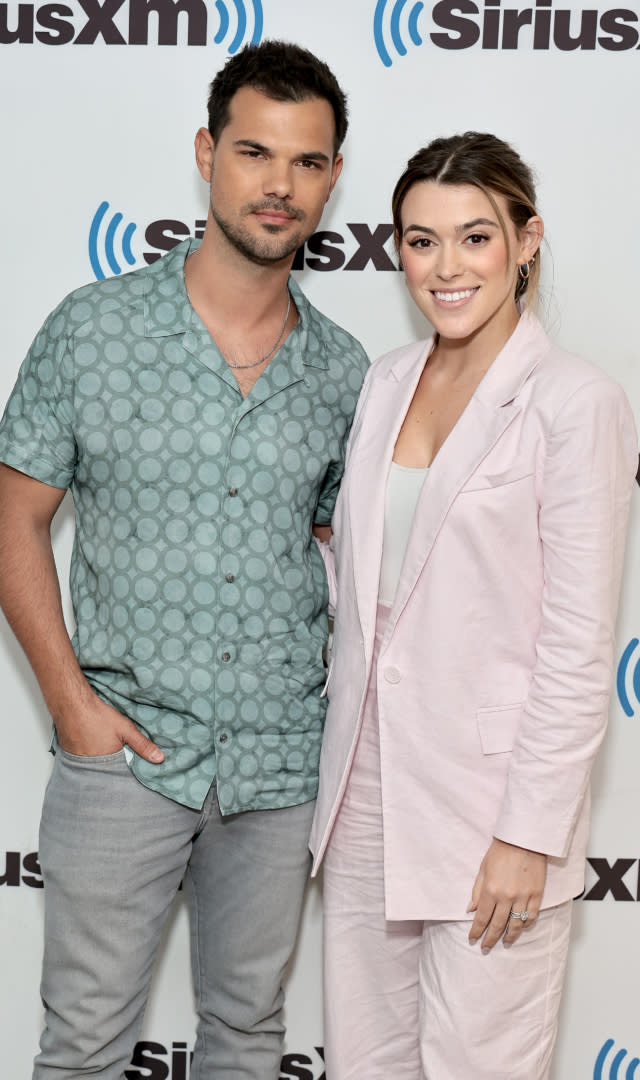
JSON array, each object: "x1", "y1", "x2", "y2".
[{"x1": 310, "y1": 312, "x2": 637, "y2": 921}]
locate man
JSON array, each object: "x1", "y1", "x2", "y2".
[{"x1": 0, "y1": 41, "x2": 368, "y2": 1079}]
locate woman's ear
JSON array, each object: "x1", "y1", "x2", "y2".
[{"x1": 520, "y1": 215, "x2": 544, "y2": 263}]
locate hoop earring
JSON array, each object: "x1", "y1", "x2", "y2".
[{"x1": 518, "y1": 262, "x2": 530, "y2": 282}]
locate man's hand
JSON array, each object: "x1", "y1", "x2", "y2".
[
  {"x1": 468, "y1": 837, "x2": 547, "y2": 950},
  {"x1": 55, "y1": 692, "x2": 164, "y2": 763},
  {"x1": 0, "y1": 465, "x2": 161, "y2": 767}
]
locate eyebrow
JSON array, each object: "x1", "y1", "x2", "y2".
[
  {"x1": 233, "y1": 138, "x2": 331, "y2": 164},
  {"x1": 403, "y1": 218, "x2": 499, "y2": 236}
]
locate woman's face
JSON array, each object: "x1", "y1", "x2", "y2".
[{"x1": 398, "y1": 181, "x2": 541, "y2": 349}]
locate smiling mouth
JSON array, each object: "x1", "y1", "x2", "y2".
[{"x1": 432, "y1": 288, "x2": 479, "y2": 303}]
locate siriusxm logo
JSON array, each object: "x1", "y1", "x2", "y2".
[
  {"x1": 125, "y1": 1041, "x2": 191, "y2": 1079},
  {"x1": 374, "y1": 0, "x2": 425, "y2": 65},
  {"x1": 88, "y1": 203, "x2": 398, "y2": 279},
  {"x1": 280, "y1": 1048, "x2": 325, "y2": 1080},
  {"x1": 373, "y1": 0, "x2": 640, "y2": 61},
  {"x1": 0, "y1": 0, "x2": 263, "y2": 48},
  {"x1": 616, "y1": 638, "x2": 640, "y2": 717},
  {"x1": 122, "y1": 1043, "x2": 325, "y2": 1080},
  {"x1": 595, "y1": 1038, "x2": 640, "y2": 1080},
  {"x1": 1, "y1": 850, "x2": 43, "y2": 887},
  {"x1": 581, "y1": 858, "x2": 640, "y2": 901},
  {"x1": 89, "y1": 202, "x2": 138, "y2": 280}
]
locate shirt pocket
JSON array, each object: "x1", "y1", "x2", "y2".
[{"x1": 476, "y1": 703, "x2": 523, "y2": 754}]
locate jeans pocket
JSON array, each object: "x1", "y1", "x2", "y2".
[{"x1": 57, "y1": 746, "x2": 127, "y2": 766}]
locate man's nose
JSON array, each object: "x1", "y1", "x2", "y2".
[{"x1": 262, "y1": 159, "x2": 294, "y2": 200}]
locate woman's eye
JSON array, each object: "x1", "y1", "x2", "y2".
[
  {"x1": 408, "y1": 237, "x2": 433, "y2": 249},
  {"x1": 465, "y1": 233, "x2": 489, "y2": 245}
]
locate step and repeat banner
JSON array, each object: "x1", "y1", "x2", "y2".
[{"x1": 1, "y1": 1, "x2": 639, "y2": 1076}]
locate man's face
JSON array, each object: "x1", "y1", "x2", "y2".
[{"x1": 196, "y1": 86, "x2": 343, "y2": 267}]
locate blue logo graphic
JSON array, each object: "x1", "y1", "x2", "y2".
[
  {"x1": 214, "y1": 0, "x2": 263, "y2": 53},
  {"x1": 595, "y1": 1039, "x2": 640, "y2": 1079},
  {"x1": 89, "y1": 201, "x2": 138, "y2": 281},
  {"x1": 616, "y1": 639, "x2": 640, "y2": 717},
  {"x1": 373, "y1": 0, "x2": 425, "y2": 67}
]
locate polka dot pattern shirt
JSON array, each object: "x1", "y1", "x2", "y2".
[{"x1": 0, "y1": 238, "x2": 369, "y2": 812}]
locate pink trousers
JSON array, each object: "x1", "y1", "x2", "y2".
[{"x1": 322, "y1": 607, "x2": 573, "y2": 1080}]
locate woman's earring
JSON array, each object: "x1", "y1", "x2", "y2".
[{"x1": 518, "y1": 262, "x2": 530, "y2": 282}]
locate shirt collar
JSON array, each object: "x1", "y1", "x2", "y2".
[
  {"x1": 143, "y1": 237, "x2": 195, "y2": 337},
  {"x1": 142, "y1": 237, "x2": 328, "y2": 372}
]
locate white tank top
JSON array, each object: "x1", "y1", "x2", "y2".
[{"x1": 378, "y1": 461, "x2": 428, "y2": 606}]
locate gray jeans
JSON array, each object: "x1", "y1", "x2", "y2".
[{"x1": 34, "y1": 748, "x2": 315, "y2": 1079}]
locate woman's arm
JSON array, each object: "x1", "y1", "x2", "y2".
[{"x1": 469, "y1": 376, "x2": 637, "y2": 948}]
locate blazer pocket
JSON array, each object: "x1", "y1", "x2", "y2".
[
  {"x1": 460, "y1": 468, "x2": 533, "y2": 494},
  {"x1": 477, "y1": 703, "x2": 523, "y2": 754}
]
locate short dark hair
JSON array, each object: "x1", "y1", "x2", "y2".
[
  {"x1": 392, "y1": 133, "x2": 540, "y2": 303},
  {"x1": 207, "y1": 40, "x2": 348, "y2": 156}
]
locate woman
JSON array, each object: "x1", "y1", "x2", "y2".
[{"x1": 310, "y1": 133, "x2": 637, "y2": 1079}]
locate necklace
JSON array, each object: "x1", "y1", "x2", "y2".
[{"x1": 223, "y1": 291, "x2": 292, "y2": 370}]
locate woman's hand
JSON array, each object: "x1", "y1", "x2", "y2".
[{"x1": 468, "y1": 838, "x2": 547, "y2": 951}]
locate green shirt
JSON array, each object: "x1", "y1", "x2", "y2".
[{"x1": 0, "y1": 238, "x2": 368, "y2": 812}]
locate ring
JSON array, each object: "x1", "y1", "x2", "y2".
[{"x1": 509, "y1": 909, "x2": 529, "y2": 922}]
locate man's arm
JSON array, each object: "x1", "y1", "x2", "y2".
[{"x1": 0, "y1": 464, "x2": 163, "y2": 762}]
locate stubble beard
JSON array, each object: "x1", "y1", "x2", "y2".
[{"x1": 211, "y1": 200, "x2": 308, "y2": 267}]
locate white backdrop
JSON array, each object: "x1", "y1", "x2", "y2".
[{"x1": 1, "y1": 1, "x2": 639, "y2": 1075}]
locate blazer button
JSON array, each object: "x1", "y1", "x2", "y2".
[{"x1": 384, "y1": 666, "x2": 401, "y2": 684}]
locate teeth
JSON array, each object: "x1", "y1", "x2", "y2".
[{"x1": 434, "y1": 289, "x2": 476, "y2": 302}]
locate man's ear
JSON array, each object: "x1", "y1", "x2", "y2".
[
  {"x1": 395, "y1": 228, "x2": 403, "y2": 271},
  {"x1": 194, "y1": 127, "x2": 215, "y2": 183},
  {"x1": 326, "y1": 153, "x2": 344, "y2": 202}
]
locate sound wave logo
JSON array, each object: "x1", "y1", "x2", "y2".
[
  {"x1": 595, "y1": 1038, "x2": 640, "y2": 1079},
  {"x1": 616, "y1": 638, "x2": 640, "y2": 717},
  {"x1": 214, "y1": 0, "x2": 263, "y2": 53},
  {"x1": 89, "y1": 201, "x2": 138, "y2": 281},
  {"x1": 373, "y1": 0, "x2": 426, "y2": 67}
]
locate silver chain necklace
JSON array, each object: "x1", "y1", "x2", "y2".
[{"x1": 223, "y1": 291, "x2": 292, "y2": 370}]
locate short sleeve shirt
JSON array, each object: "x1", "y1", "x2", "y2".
[{"x1": 0, "y1": 238, "x2": 369, "y2": 813}]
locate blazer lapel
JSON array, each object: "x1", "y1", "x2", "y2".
[
  {"x1": 384, "y1": 395, "x2": 520, "y2": 642},
  {"x1": 347, "y1": 341, "x2": 433, "y2": 649},
  {"x1": 382, "y1": 311, "x2": 550, "y2": 643}
]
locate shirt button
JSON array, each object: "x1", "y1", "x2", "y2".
[
  {"x1": 221, "y1": 651, "x2": 231, "y2": 662},
  {"x1": 384, "y1": 666, "x2": 401, "y2": 684},
  {"x1": 225, "y1": 573, "x2": 235, "y2": 583},
  {"x1": 219, "y1": 733, "x2": 228, "y2": 744},
  {"x1": 228, "y1": 487, "x2": 238, "y2": 497}
]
